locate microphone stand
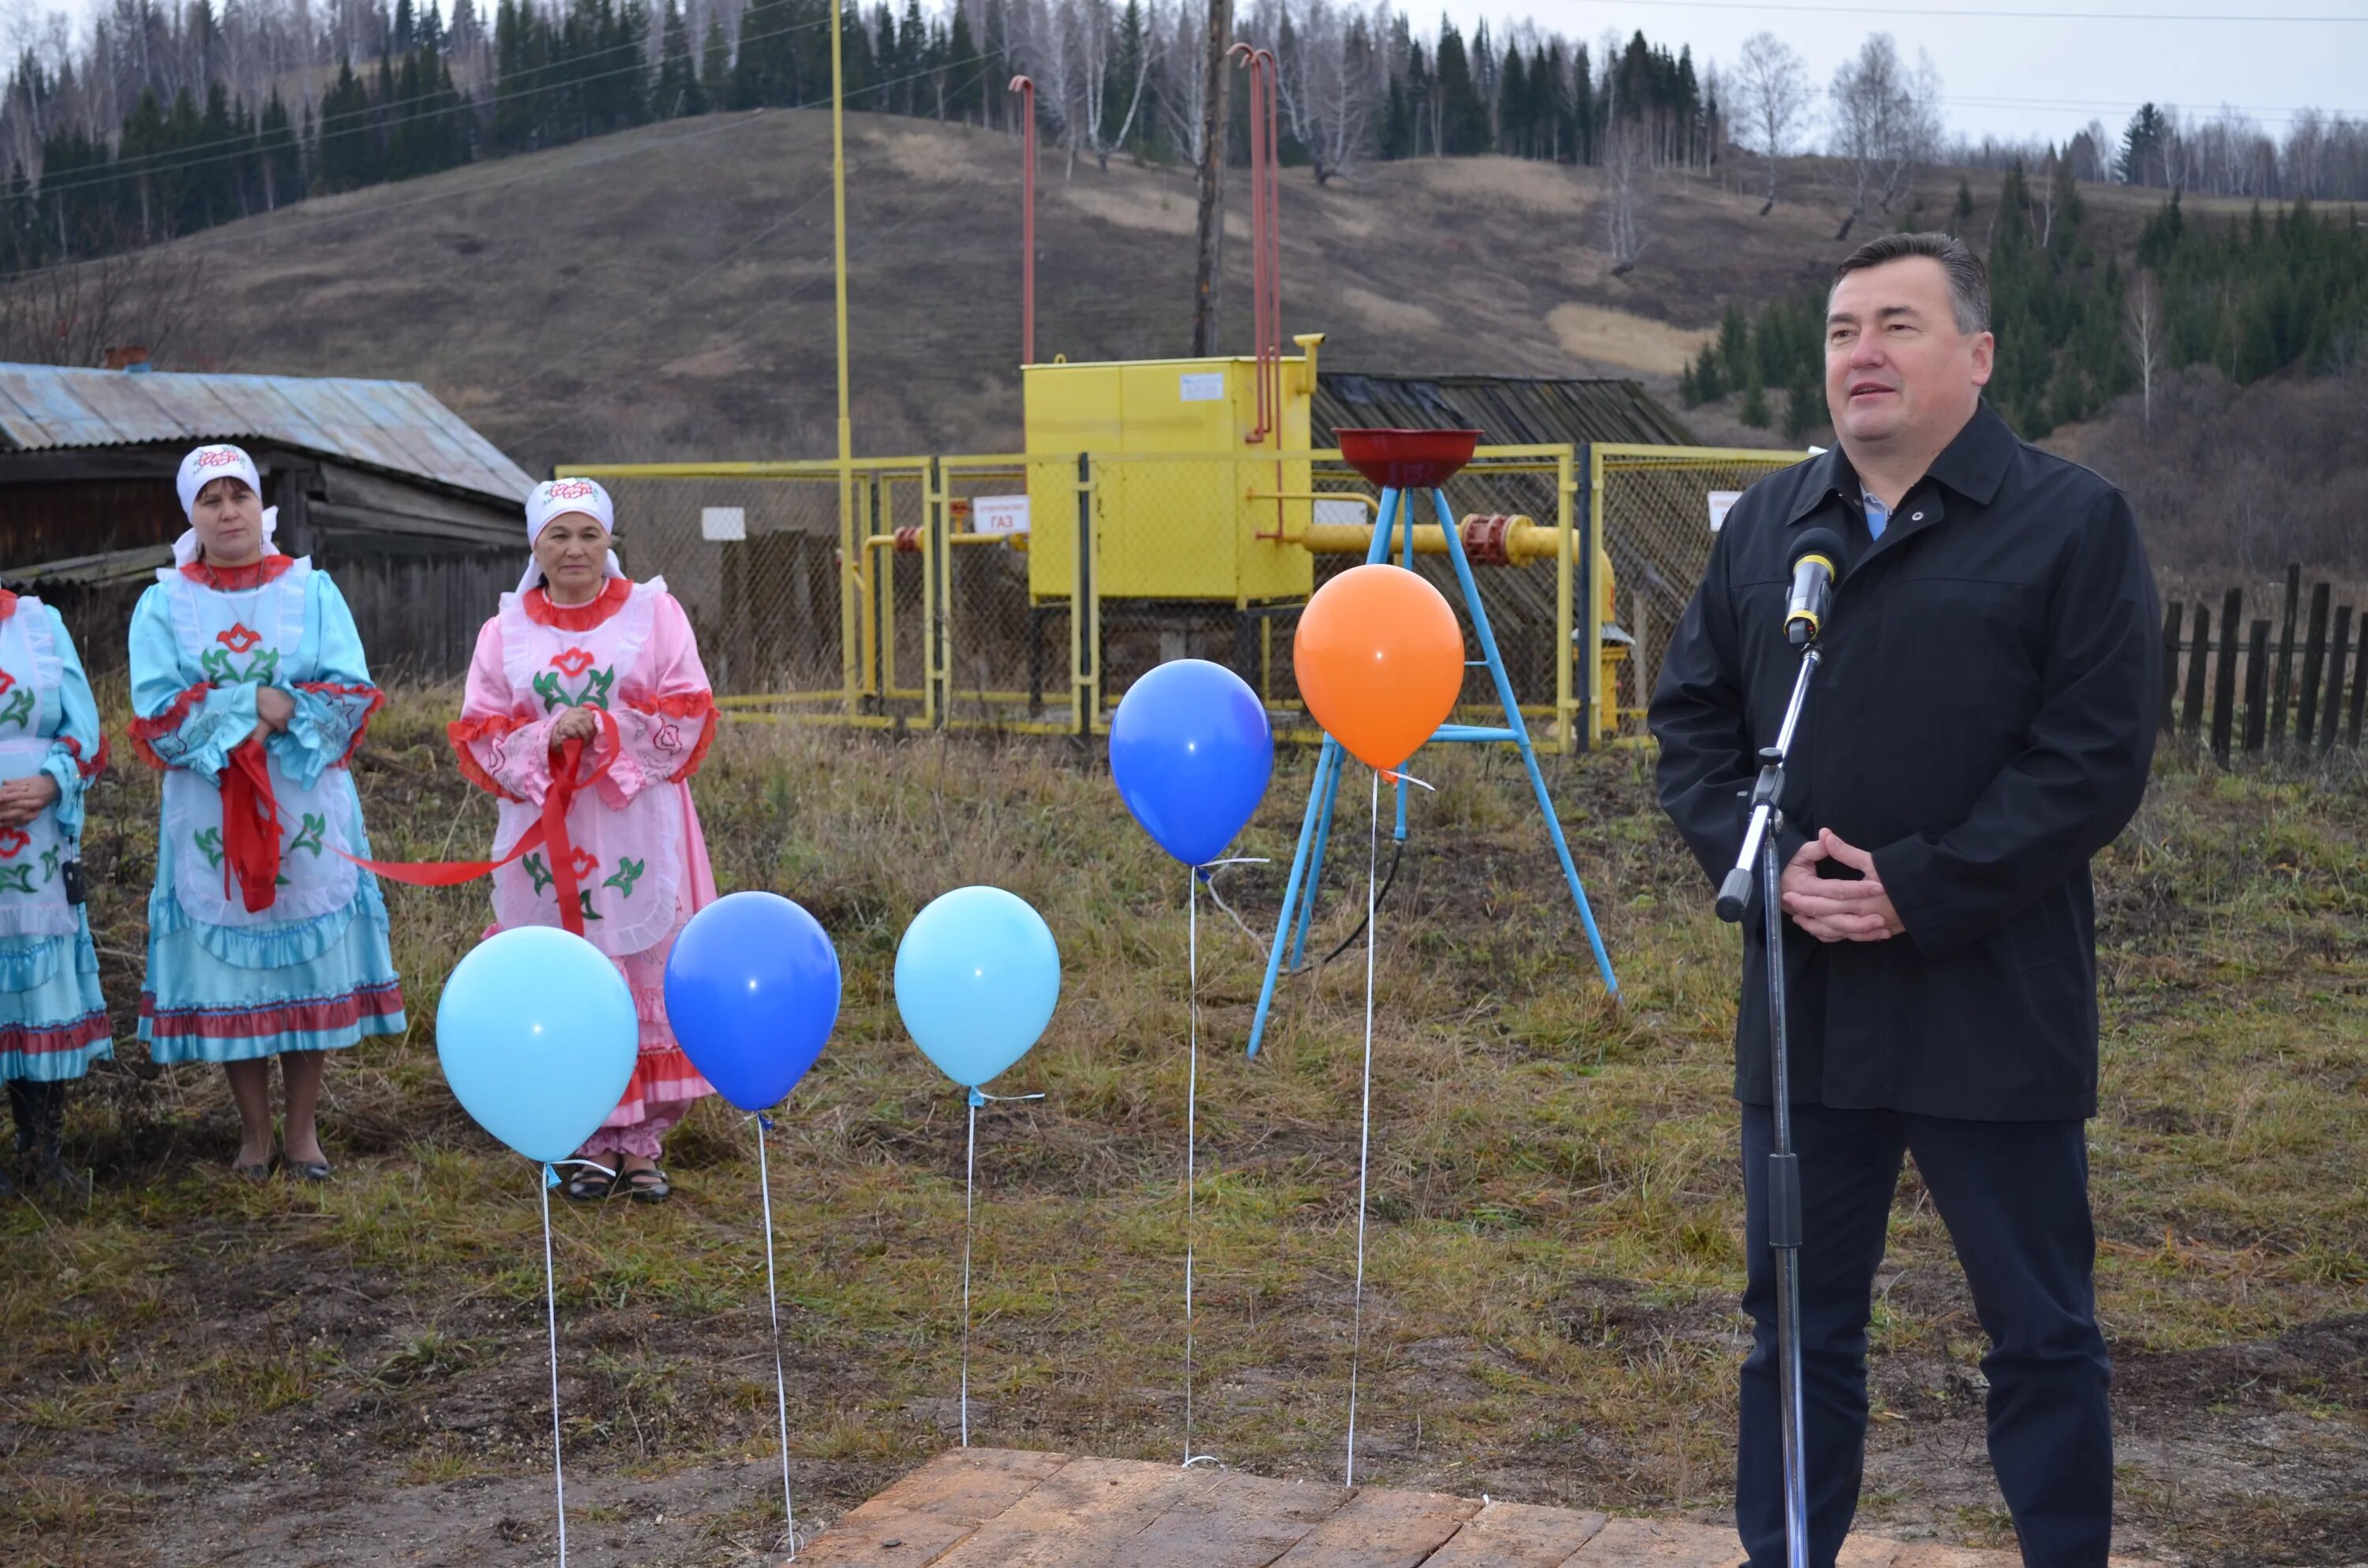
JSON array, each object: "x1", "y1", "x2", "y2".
[{"x1": 1715, "y1": 638, "x2": 1821, "y2": 1568}]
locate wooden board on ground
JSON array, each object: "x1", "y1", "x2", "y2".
[{"x1": 793, "y1": 1449, "x2": 2110, "y2": 1566}]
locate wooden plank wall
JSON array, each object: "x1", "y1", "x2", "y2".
[
  {"x1": 2162, "y1": 564, "x2": 2368, "y2": 762},
  {"x1": 39, "y1": 551, "x2": 513, "y2": 683}
]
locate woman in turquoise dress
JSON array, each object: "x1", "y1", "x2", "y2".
[
  {"x1": 0, "y1": 584, "x2": 110, "y2": 1197},
  {"x1": 128, "y1": 444, "x2": 407, "y2": 1182}
]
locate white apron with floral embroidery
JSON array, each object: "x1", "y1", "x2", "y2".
[
  {"x1": 487, "y1": 579, "x2": 683, "y2": 959},
  {"x1": 0, "y1": 600, "x2": 77, "y2": 941},
  {"x1": 154, "y1": 561, "x2": 362, "y2": 933}
]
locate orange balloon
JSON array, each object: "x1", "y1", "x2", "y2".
[{"x1": 1294, "y1": 564, "x2": 1467, "y2": 772}]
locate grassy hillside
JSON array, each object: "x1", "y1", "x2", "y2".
[
  {"x1": 138, "y1": 110, "x2": 2202, "y2": 477},
  {"x1": 2, "y1": 698, "x2": 2363, "y2": 1565}
]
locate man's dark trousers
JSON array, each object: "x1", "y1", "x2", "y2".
[{"x1": 1737, "y1": 1102, "x2": 2113, "y2": 1568}]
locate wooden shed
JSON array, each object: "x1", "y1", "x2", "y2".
[{"x1": 0, "y1": 362, "x2": 534, "y2": 679}]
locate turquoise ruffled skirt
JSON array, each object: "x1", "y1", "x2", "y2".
[
  {"x1": 137, "y1": 834, "x2": 407, "y2": 1065},
  {"x1": 0, "y1": 915, "x2": 112, "y2": 1082}
]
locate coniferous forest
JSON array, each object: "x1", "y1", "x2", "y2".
[{"x1": 1684, "y1": 150, "x2": 2368, "y2": 441}]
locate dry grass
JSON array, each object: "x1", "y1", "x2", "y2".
[
  {"x1": 1547, "y1": 302, "x2": 1714, "y2": 376},
  {"x1": 1, "y1": 694, "x2": 2362, "y2": 1566}
]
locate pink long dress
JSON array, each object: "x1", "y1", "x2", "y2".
[{"x1": 448, "y1": 574, "x2": 719, "y2": 1159}]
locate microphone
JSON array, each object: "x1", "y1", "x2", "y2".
[{"x1": 1785, "y1": 528, "x2": 1847, "y2": 647}]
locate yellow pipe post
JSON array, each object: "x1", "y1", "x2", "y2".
[
  {"x1": 831, "y1": 0, "x2": 856, "y2": 719},
  {"x1": 1587, "y1": 444, "x2": 1608, "y2": 741},
  {"x1": 1557, "y1": 444, "x2": 1576, "y2": 755}
]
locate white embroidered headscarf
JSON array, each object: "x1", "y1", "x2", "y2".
[
  {"x1": 520, "y1": 477, "x2": 625, "y2": 597},
  {"x1": 174, "y1": 443, "x2": 279, "y2": 567}
]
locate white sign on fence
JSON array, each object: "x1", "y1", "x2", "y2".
[
  {"x1": 1313, "y1": 499, "x2": 1369, "y2": 528},
  {"x1": 1707, "y1": 490, "x2": 1742, "y2": 534},
  {"x1": 1178, "y1": 372, "x2": 1226, "y2": 402},
  {"x1": 700, "y1": 506, "x2": 747, "y2": 541},
  {"x1": 974, "y1": 495, "x2": 1031, "y2": 536}
]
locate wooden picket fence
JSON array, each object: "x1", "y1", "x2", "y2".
[{"x1": 2163, "y1": 567, "x2": 2367, "y2": 762}]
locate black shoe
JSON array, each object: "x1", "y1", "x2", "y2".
[
  {"x1": 283, "y1": 1157, "x2": 332, "y2": 1183},
  {"x1": 564, "y1": 1165, "x2": 618, "y2": 1202},
  {"x1": 11, "y1": 1081, "x2": 84, "y2": 1199}
]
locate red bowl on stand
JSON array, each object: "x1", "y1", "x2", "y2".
[{"x1": 1334, "y1": 428, "x2": 1484, "y2": 490}]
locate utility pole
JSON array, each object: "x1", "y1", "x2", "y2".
[
  {"x1": 831, "y1": 0, "x2": 857, "y2": 713},
  {"x1": 1189, "y1": 0, "x2": 1233, "y2": 356}
]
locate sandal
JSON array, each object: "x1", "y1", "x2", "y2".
[
  {"x1": 564, "y1": 1166, "x2": 617, "y2": 1202},
  {"x1": 232, "y1": 1158, "x2": 274, "y2": 1184},
  {"x1": 284, "y1": 1158, "x2": 333, "y2": 1183},
  {"x1": 620, "y1": 1166, "x2": 671, "y2": 1205}
]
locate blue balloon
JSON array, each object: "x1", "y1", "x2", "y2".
[
  {"x1": 664, "y1": 891, "x2": 842, "y2": 1112},
  {"x1": 1108, "y1": 658, "x2": 1274, "y2": 866},
  {"x1": 894, "y1": 887, "x2": 1061, "y2": 1089},
  {"x1": 437, "y1": 926, "x2": 638, "y2": 1165}
]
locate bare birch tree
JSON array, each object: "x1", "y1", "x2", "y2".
[
  {"x1": 0, "y1": 241, "x2": 212, "y2": 367},
  {"x1": 1602, "y1": 120, "x2": 1650, "y2": 275},
  {"x1": 1826, "y1": 32, "x2": 1940, "y2": 241},
  {"x1": 1728, "y1": 30, "x2": 1808, "y2": 217},
  {"x1": 1272, "y1": 0, "x2": 1372, "y2": 185},
  {"x1": 2124, "y1": 268, "x2": 2164, "y2": 436}
]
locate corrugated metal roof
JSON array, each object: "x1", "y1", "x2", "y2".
[
  {"x1": 1314, "y1": 372, "x2": 1699, "y2": 448},
  {"x1": 0, "y1": 362, "x2": 533, "y2": 503}
]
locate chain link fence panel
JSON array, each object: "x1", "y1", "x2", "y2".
[
  {"x1": 1591, "y1": 446, "x2": 1807, "y2": 739},
  {"x1": 564, "y1": 443, "x2": 1803, "y2": 748}
]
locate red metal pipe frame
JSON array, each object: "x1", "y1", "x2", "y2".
[
  {"x1": 1225, "y1": 46, "x2": 1285, "y2": 451},
  {"x1": 1227, "y1": 44, "x2": 1266, "y2": 442},
  {"x1": 1012, "y1": 75, "x2": 1036, "y2": 367},
  {"x1": 1258, "y1": 47, "x2": 1280, "y2": 451}
]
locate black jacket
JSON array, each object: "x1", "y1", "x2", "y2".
[{"x1": 1649, "y1": 402, "x2": 2160, "y2": 1121}]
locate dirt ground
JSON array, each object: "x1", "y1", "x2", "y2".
[{"x1": 5, "y1": 716, "x2": 2365, "y2": 1566}]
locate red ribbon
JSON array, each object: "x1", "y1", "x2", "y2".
[
  {"x1": 219, "y1": 739, "x2": 283, "y2": 914},
  {"x1": 341, "y1": 710, "x2": 618, "y2": 937}
]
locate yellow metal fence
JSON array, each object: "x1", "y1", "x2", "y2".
[{"x1": 561, "y1": 443, "x2": 1803, "y2": 751}]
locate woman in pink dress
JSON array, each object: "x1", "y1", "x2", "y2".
[{"x1": 449, "y1": 479, "x2": 719, "y2": 1203}]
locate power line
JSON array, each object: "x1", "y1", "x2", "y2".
[
  {"x1": 0, "y1": 107, "x2": 773, "y2": 283},
  {"x1": 1576, "y1": 0, "x2": 2365, "y2": 21},
  {"x1": 1942, "y1": 95, "x2": 2366, "y2": 120},
  {"x1": 0, "y1": 48, "x2": 998, "y2": 289},
  {"x1": 21, "y1": 9, "x2": 852, "y2": 200}
]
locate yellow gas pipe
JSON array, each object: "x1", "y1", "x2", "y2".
[{"x1": 1292, "y1": 512, "x2": 1565, "y2": 567}]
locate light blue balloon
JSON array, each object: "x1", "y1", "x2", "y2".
[
  {"x1": 894, "y1": 887, "x2": 1061, "y2": 1089},
  {"x1": 437, "y1": 926, "x2": 639, "y2": 1165}
]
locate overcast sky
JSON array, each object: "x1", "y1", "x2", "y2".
[{"x1": 1437, "y1": 0, "x2": 2365, "y2": 146}]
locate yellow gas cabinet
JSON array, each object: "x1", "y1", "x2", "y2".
[{"x1": 1022, "y1": 337, "x2": 1322, "y2": 605}]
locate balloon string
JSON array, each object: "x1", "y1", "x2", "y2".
[
  {"x1": 755, "y1": 1117, "x2": 798, "y2": 1559},
  {"x1": 541, "y1": 1157, "x2": 616, "y2": 1189},
  {"x1": 1346, "y1": 767, "x2": 1380, "y2": 1489},
  {"x1": 1182, "y1": 865, "x2": 1219, "y2": 1469},
  {"x1": 1186, "y1": 864, "x2": 1198, "y2": 1465},
  {"x1": 538, "y1": 1167, "x2": 571, "y2": 1566},
  {"x1": 1200, "y1": 866, "x2": 1272, "y2": 962},
  {"x1": 961, "y1": 1093, "x2": 976, "y2": 1449}
]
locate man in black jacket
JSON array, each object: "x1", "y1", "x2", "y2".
[{"x1": 1649, "y1": 234, "x2": 2159, "y2": 1567}]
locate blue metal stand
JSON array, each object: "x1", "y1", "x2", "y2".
[{"x1": 1246, "y1": 484, "x2": 1618, "y2": 1057}]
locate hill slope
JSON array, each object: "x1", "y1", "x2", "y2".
[
  {"x1": 141, "y1": 111, "x2": 1945, "y2": 473},
  {"x1": 116, "y1": 109, "x2": 2287, "y2": 563}
]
